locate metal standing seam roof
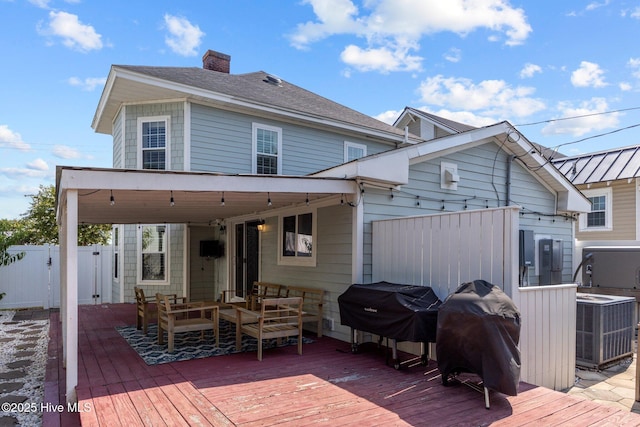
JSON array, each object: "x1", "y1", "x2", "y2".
[{"x1": 550, "y1": 145, "x2": 640, "y2": 185}]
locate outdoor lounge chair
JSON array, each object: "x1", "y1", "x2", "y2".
[
  {"x1": 134, "y1": 287, "x2": 185, "y2": 334},
  {"x1": 156, "y1": 293, "x2": 220, "y2": 353},
  {"x1": 235, "y1": 296, "x2": 303, "y2": 361}
]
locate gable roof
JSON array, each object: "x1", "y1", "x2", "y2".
[
  {"x1": 550, "y1": 145, "x2": 640, "y2": 185},
  {"x1": 93, "y1": 65, "x2": 414, "y2": 145},
  {"x1": 393, "y1": 107, "x2": 477, "y2": 135},
  {"x1": 314, "y1": 121, "x2": 591, "y2": 213}
]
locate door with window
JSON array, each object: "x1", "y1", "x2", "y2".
[{"x1": 234, "y1": 221, "x2": 260, "y2": 298}]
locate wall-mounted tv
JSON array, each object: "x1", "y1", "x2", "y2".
[{"x1": 200, "y1": 240, "x2": 223, "y2": 258}]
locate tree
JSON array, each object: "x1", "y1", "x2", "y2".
[
  {"x1": 13, "y1": 185, "x2": 112, "y2": 246},
  {"x1": 0, "y1": 225, "x2": 26, "y2": 301}
]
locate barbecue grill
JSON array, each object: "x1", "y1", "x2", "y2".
[
  {"x1": 436, "y1": 280, "x2": 521, "y2": 408},
  {"x1": 338, "y1": 282, "x2": 441, "y2": 369}
]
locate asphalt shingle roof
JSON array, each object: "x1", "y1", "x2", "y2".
[{"x1": 116, "y1": 65, "x2": 406, "y2": 138}]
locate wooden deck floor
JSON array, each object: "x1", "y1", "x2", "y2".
[{"x1": 43, "y1": 304, "x2": 640, "y2": 426}]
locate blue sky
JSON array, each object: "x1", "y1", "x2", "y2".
[{"x1": 1, "y1": 0, "x2": 640, "y2": 219}]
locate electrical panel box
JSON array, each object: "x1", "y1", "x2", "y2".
[
  {"x1": 519, "y1": 230, "x2": 535, "y2": 267},
  {"x1": 582, "y1": 246, "x2": 640, "y2": 289},
  {"x1": 539, "y1": 238, "x2": 563, "y2": 285}
]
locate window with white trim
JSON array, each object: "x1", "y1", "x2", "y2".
[
  {"x1": 344, "y1": 141, "x2": 367, "y2": 162},
  {"x1": 579, "y1": 188, "x2": 613, "y2": 231},
  {"x1": 138, "y1": 116, "x2": 169, "y2": 170},
  {"x1": 138, "y1": 225, "x2": 169, "y2": 283},
  {"x1": 252, "y1": 123, "x2": 282, "y2": 174},
  {"x1": 279, "y1": 210, "x2": 316, "y2": 266}
]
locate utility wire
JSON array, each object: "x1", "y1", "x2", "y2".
[{"x1": 515, "y1": 106, "x2": 640, "y2": 127}]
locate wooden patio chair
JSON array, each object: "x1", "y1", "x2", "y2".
[
  {"x1": 134, "y1": 287, "x2": 185, "y2": 334},
  {"x1": 235, "y1": 296, "x2": 303, "y2": 361},
  {"x1": 156, "y1": 293, "x2": 220, "y2": 353}
]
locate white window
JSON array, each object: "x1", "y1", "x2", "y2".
[
  {"x1": 138, "y1": 116, "x2": 170, "y2": 170},
  {"x1": 278, "y1": 210, "x2": 316, "y2": 266},
  {"x1": 344, "y1": 141, "x2": 367, "y2": 162},
  {"x1": 137, "y1": 225, "x2": 169, "y2": 283},
  {"x1": 579, "y1": 188, "x2": 613, "y2": 231},
  {"x1": 252, "y1": 123, "x2": 282, "y2": 174}
]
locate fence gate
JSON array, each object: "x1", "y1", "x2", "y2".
[{"x1": 0, "y1": 244, "x2": 112, "y2": 309}]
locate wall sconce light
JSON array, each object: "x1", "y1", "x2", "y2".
[{"x1": 257, "y1": 219, "x2": 266, "y2": 232}]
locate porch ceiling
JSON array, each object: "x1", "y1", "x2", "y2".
[{"x1": 56, "y1": 166, "x2": 358, "y2": 225}]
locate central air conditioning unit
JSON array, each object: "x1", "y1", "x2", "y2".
[{"x1": 575, "y1": 293, "x2": 635, "y2": 369}]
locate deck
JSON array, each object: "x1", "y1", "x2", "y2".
[{"x1": 44, "y1": 304, "x2": 640, "y2": 426}]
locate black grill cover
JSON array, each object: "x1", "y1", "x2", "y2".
[
  {"x1": 338, "y1": 282, "x2": 441, "y2": 342},
  {"x1": 436, "y1": 280, "x2": 521, "y2": 396}
]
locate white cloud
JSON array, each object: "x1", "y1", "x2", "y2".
[
  {"x1": 28, "y1": 0, "x2": 51, "y2": 8},
  {"x1": 374, "y1": 109, "x2": 403, "y2": 125},
  {"x1": 632, "y1": 7, "x2": 640, "y2": 19},
  {"x1": 417, "y1": 75, "x2": 545, "y2": 119},
  {"x1": 67, "y1": 76, "x2": 107, "y2": 91},
  {"x1": 444, "y1": 47, "x2": 461, "y2": 63},
  {"x1": 340, "y1": 44, "x2": 422, "y2": 73},
  {"x1": 52, "y1": 145, "x2": 82, "y2": 159},
  {"x1": 586, "y1": 0, "x2": 610, "y2": 11},
  {"x1": 26, "y1": 158, "x2": 49, "y2": 172},
  {"x1": 619, "y1": 82, "x2": 632, "y2": 91},
  {"x1": 0, "y1": 125, "x2": 30, "y2": 151},
  {"x1": 39, "y1": 11, "x2": 103, "y2": 52},
  {"x1": 0, "y1": 167, "x2": 49, "y2": 179},
  {"x1": 290, "y1": 0, "x2": 531, "y2": 73},
  {"x1": 628, "y1": 57, "x2": 640, "y2": 78},
  {"x1": 541, "y1": 98, "x2": 619, "y2": 137},
  {"x1": 571, "y1": 61, "x2": 607, "y2": 88},
  {"x1": 163, "y1": 14, "x2": 205, "y2": 57},
  {"x1": 519, "y1": 63, "x2": 542, "y2": 78}
]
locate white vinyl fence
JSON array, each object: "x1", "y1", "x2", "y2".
[
  {"x1": 0, "y1": 245, "x2": 112, "y2": 309},
  {"x1": 372, "y1": 206, "x2": 577, "y2": 390}
]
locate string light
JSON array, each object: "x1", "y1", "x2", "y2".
[
  {"x1": 306, "y1": 193, "x2": 309, "y2": 206},
  {"x1": 267, "y1": 192, "x2": 272, "y2": 207},
  {"x1": 170, "y1": 191, "x2": 175, "y2": 207},
  {"x1": 110, "y1": 190, "x2": 115, "y2": 206},
  {"x1": 220, "y1": 192, "x2": 225, "y2": 206}
]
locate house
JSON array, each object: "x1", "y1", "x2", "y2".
[
  {"x1": 552, "y1": 146, "x2": 640, "y2": 298},
  {"x1": 56, "y1": 50, "x2": 590, "y2": 402}
]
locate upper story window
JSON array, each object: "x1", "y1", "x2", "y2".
[
  {"x1": 252, "y1": 123, "x2": 282, "y2": 174},
  {"x1": 278, "y1": 209, "x2": 316, "y2": 267},
  {"x1": 579, "y1": 188, "x2": 612, "y2": 231},
  {"x1": 344, "y1": 141, "x2": 367, "y2": 162},
  {"x1": 138, "y1": 116, "x2": 169, "y2": 170},
  {"x1": 138, "y1": 224, "x2": 169, "y2": 283}
]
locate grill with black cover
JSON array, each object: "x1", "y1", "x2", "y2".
[
  {"x1": 338, "y1": 281, "x2": 441, "y2": 369},
  {"x1": 436, "y1": 279, "x2": 521, "y2": 408}
]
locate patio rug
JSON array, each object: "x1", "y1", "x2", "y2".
[{"x1": 116, "y1": 319, "x2": 313, "y2": 365}]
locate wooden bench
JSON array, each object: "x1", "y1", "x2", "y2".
[
  {"x1": 235, "y1": 297, "x2": 304, "y2": 361},
  {"x1": 156, "y1": 293, "x2": 219, "y2": 353},
  {"x1": 247, "y1": 282, "x2": 286, "y2": 310},
  {"x1": 284, "y1": 285, "x2": 325, "y2": 337}
]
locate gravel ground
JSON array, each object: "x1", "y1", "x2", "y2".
[{"x1": 0, "y1": 310, "x2": 49, "y2": 427}]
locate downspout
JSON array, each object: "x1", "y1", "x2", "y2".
[{"x1": 506, "y1": 155, "x2": 515, "y2": 206}]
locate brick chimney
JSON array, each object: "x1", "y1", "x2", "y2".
[{"x1": 202, "y1": 50, "x2": 230, "y2": 73}]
